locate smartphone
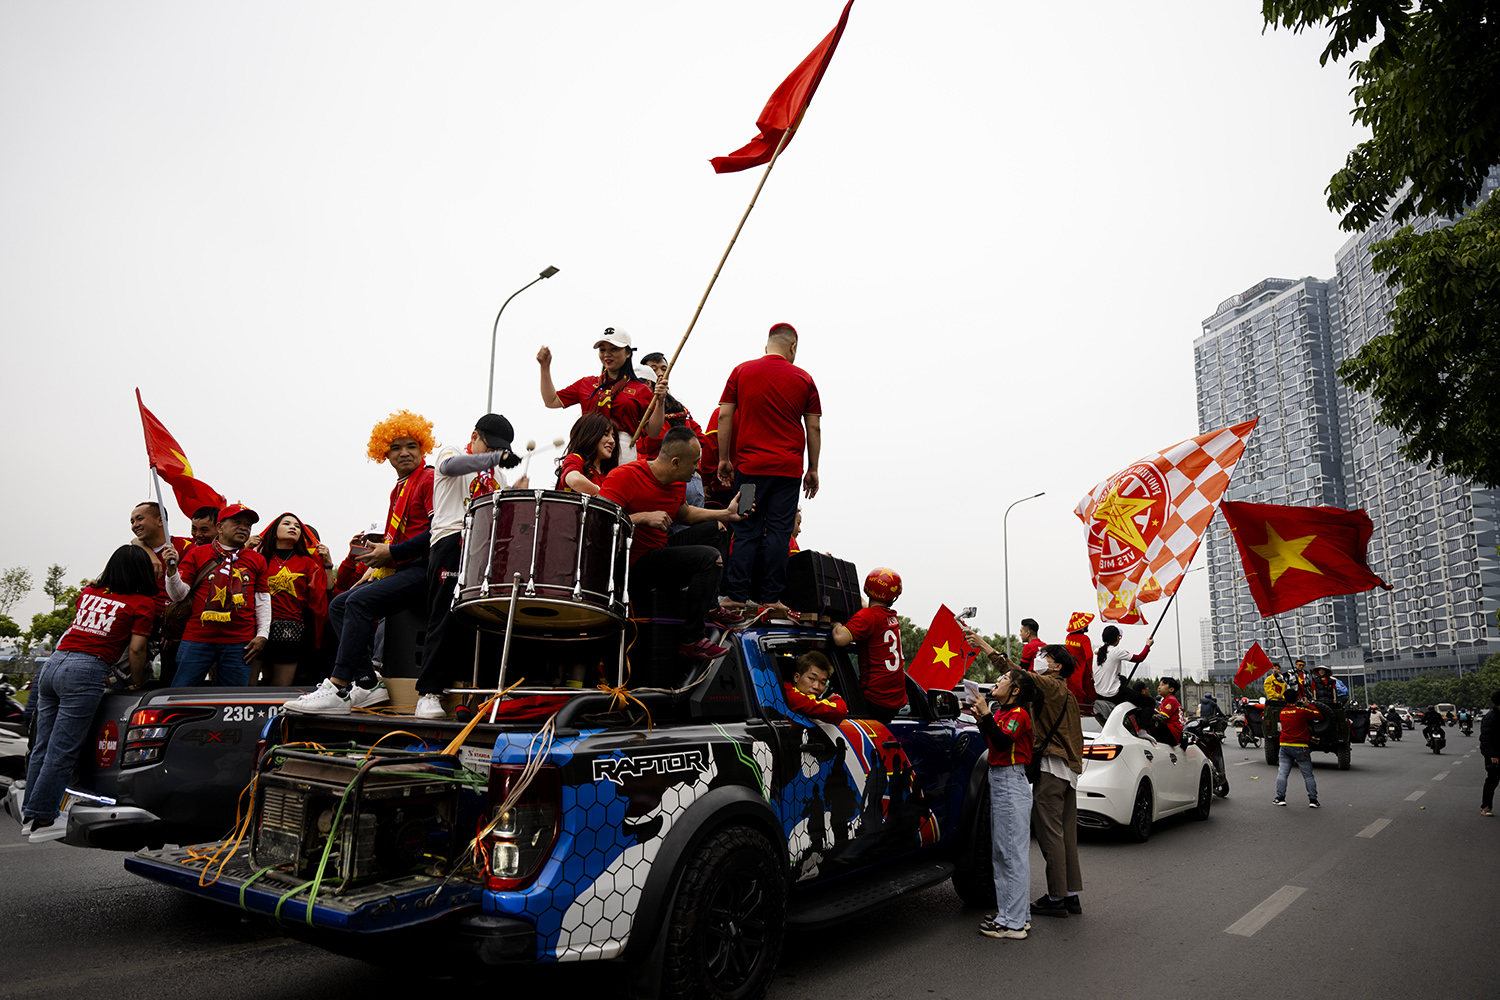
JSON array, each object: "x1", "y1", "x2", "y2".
[
  {"x1": 736, "y1": 482, "x2": 756, "y2": 513},
  {"x1": 349, "y1": 542, "x2": 375, "y2": 559}
]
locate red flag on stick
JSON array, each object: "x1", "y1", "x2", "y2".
[
  {"x1": 1219, "y1": 501, "x2": 1393, "y2": 617},
  {"x1": 136, "y1": 389, "x2": 226, "y2": 520},
  {"x1": 1233, "y1": 641, "x2": 1276, "y2": 689},
  {"x1": 907, "y1": 604, "x2": 977, "y2": 692},
  {"x1": 709, "y1": 0, "x2": 855, "y2": 173}
]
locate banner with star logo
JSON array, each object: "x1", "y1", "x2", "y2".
[
  {"x1": 1219, "y1": 501, "x2": 1392, "y2": 616},
  {"x1": 906, "y1": 604, "x2": 977, "y2": 692},
  {"x1": 136, "y1": 388, "x2": 226, "y2": 520},
  {"x1": 1075, "y1": 419, "x2": 1258, "y2": 622}
]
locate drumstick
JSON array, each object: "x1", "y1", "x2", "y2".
[{"x1": 520, "y1": 439, "x2": 537, "y2": 481}]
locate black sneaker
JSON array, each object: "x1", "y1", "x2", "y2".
[
  {"x1": 1308, "y1": 800, "x2": 1320, "y2": 809},
  {"x1": 1064, "y1": 894, "x2": 1082, "y2": 915},
  {"x1": 1030, "y1": 895, "x2": 1069, "y2": 918}
]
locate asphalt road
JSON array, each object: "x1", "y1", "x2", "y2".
[{"x1": 2, "y1": 729, "x2": 1495, "y2": 1000}]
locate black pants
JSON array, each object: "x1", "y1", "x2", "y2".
[
  {"x1": 724, "y1": 473, "x2": 800, "y2": 604},
  {"x1": 670, "y1": 521, "x2": 729, "y2": 594},
  {"x1": 629, "y1": 544, "x2": 721, "y2": 643},
  {"x1": 1483, "y1": 760, "x2": 1499, "y2": 810},
  {"x1": 416, "y1": 533, "x2": 470, "y2": 696}
]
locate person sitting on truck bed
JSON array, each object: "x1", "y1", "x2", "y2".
[
  {"x1": 783, "y1": 651, "x2": 848, "y2": 722},
  {"x1": 598, "y1": 425, "x2": 745, "y2": 662},
  {"x1": 165, "y1": 504, "x2": 270, "y2": 687},
  {"x1": 832, "y1": 567, "x2": 906, "y2": 722}
]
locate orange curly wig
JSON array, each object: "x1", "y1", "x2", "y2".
[{"x1": 366, "y1": 410, "x2": 436, "y2": 463}]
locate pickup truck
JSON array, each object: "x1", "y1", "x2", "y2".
[
  {"x1": 3, "y1": 685, "x2": 308, "y2": 849},
  {"x1": 124, "y1": 621, "x2": 993, "y2": 999}
]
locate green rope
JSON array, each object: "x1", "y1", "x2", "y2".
[{"x1": 239, "y1": 865, "x2": 276, "y2": 911}]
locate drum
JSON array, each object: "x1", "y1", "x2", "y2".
[{"x1": 455, "y1": 490, "x2": 631, "y2": 630}]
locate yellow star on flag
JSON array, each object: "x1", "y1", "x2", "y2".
[
  {"x1": 170, "y1": 448, "x2": 195, "y2": 479},
  {"x1": 931, "y1": 641, "x2": 957, "y2": 669},
  {"x1": 1093, "y1": 488, "x2": 1155, "y2": 551},
  {"x1": 266, "y1": 565, "x2": 305, "y2": 599},
  {"x1": 1250, "y1": 523, "x2": 1323, "y2": 587},
  {"x1": 211, "y1": 584, "x2": 228, "y2": 605}
]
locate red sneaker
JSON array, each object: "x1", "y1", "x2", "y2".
[{"x1": 678, "y1": 638, "x2": 729, "y2": 660}]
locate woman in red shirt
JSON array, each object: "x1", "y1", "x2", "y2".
[
  {"x1": 554, "y1": 413, "x2": 618, "y2": 495},
  {"x1": 22, "y1": 545, "x2": 158, "y2": 842},
  {"x1": 970, "y1": 668, "x2": 1036, "y2": 940},
  {"x1": 537, "y1": 329, "x2": 666, "y2": 462},
  {"x1": 253, "y1": 513, "x2": 327, "y2": 686}
]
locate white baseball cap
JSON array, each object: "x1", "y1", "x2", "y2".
[{"x1": 593, "y1": 327, "x2": 632, "y2": 349}]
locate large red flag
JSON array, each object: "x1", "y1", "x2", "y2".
[
  {"x1": 1219, "y1": 501, "x2": 1393, "y2": 617},
  {"x1": 709, "y1": 1, "x2": 854, "y2": 173},
  {"x1": 1075, "y1": 419, "x2": 1258, "y2": 622},
  {"x1": 906, "y1": 604, "x2": 977, "y2": 692},
  {"x1": 1232, "y1": 641, "x2": 1276, "y2": 689},
  {"x1": 136, "y1": 389, "x2": 226, "y2": 520}
]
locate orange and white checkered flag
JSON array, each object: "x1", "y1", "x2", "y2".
[{"x1": 1075, "y1": 419, "x2": 1258, "y2": 623}]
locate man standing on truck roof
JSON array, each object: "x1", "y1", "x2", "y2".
[
  {"x1": 285, "y1": 412, "x2": 436, "y2": 714},
  {"x1": 164, "y1": 504, "x2": 270, "y2": 686},
  {"x1": 715, "y1": 322, "x2": 821, "y2": 616},
  {"x1": 129, "y1": 500, "x2": 191, "y2": 678},
  {"x1": 599, "y1": 425, "x2": 744, "y2": 661}
]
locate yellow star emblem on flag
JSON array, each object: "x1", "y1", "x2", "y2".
[
  {"x1": 1093, "y1": 488, "x2": 1154, "y2": 552},
  {"x1": 1250, "y1": 523, "x2": 1323, "y2": 586},
  {"x1": 266, "y1": 565, "x2": 304, "y2": 599},
  {"x1": 930, "y1": 641, "x2": 957, "y2": 669}
]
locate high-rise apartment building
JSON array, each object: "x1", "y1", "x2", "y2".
[{"x1": 1195, "y1": 172, "x2": 1499, "y2": 683}]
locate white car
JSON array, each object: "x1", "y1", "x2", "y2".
[{"x1": 1076, "y1": 703, "x2": 1214, "y2": 841}]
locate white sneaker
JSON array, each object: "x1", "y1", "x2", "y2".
[
  {"x1": 29, "y1": 818, "x2": 65, "y2": 843},
  {"x1": 348, "y1": 680, "x2": 389, "y2": 709},
  {"x1": 19, "y1": 819, "x2": 34, "y2": 837},
  {"x1": 285, "y1": 679, "x2": 351, "y2": 715},
  {"x1": 414, "y1": 694, "x2": 445, "y2": 720}
]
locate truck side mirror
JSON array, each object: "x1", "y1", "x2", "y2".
[{"x1": 928, "y1": 689, "x2": 960, "y2": 720}]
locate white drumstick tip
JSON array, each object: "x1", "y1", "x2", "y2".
[{"x1": 526, "y1": 440, "x2": 537, "y2": 451}]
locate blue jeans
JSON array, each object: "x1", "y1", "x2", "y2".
[
  {"x1": 23, "y1": 650, "x2": 110, "y2": 821},
  {"x1": 724, "y1": 474, "x2": 800, "y2": 603},
  {"x1": 1277, "y1": 745, "x2": 1318, "y2": 802},
  {"x1": 329, "y1": 564, "x2": 427, "y2": 684},
  {"x1": 988, "y1": 763, "x2": 1033, "y2": 930},
  {"x1": 172, "y1": 640, "x2": 250, "y2": 686}
]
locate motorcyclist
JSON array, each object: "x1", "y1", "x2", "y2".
[
  {"x1": 1198, "y1": 692, "x2": 1224, "y2": 719},
  {"x1": 1422, "y1": 706, "x2": 1445, "y2": 741}
]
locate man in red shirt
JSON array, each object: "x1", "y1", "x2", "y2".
[
  {"x1": 286, "y1": 415, "x2": 435, "y2": 714},
  {"x1": 537, "y1": 329, "x2": 666, "y2": 462},
  {"x1": 189, "y1": 505, "x2": 220, "y2": 547},
  {"x1": 128, "y1": 500, "x2": 191, "y2": 676},
  {"x1": 1151, "y1": 676, "x2": 1185, "y2": 746},
  {"x1": 599, "y1": 426, "x2": 744, "y2": 660},
  {"x1": 716, "y1": 323, "x2": 821, "y2": 613},
  {"x1": 782, "y1": 651, "x2": 848, "y2": 722},
  {"x1": 164, "y1": 504, "x2": 270, "y2": 686},
  {"x1": 1018, "y1": 618, "x2": 1044, "y2": 672},
  {"x1": 1062, "y1": 612, "x2": 1095, "y2": 714},
  {"x1": 1274, "y1": 688, "x2": 1321, "y2": 807},
  {"x1": 832, "y1": 568, "x2": 906, "y2": 720}
]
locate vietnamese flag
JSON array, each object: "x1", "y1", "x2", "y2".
[
  {"x1": 136, "y1": 389, "x2": 226, "y2": 520},
  {"x1": 709, "y1": 1, "x2": 854, "y2": 173},
  {"x1": 907, "y1": 604, "x2": 977, "y2": 692},
  {"x1": 1232, "y1": 641, "x2": 1276, "y2": 689},
  {"x1": 1220, "y1": 501, "x2": 1393, "y2": 617}
]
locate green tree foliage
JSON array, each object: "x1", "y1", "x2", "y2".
[
  {"x1": 42, "y1": 564, "x2": 69, "y2": 608},
  {"x1": 1264, "y1": 1, "x2": 1500, "y2": 487},
  {"x1": 0, "y1": 614, "x2": 20, "y2": 639},
  {"x1": 896, "y1": 616, "x2": 926, "y2": 662},
  {"x1": 0, "y1": 566, "x2": 32, "y2": 616}
]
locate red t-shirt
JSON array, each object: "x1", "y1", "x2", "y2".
[
  {"x1": 57, "y1": 586, "x2": 156, "y2": 663},
  {"x1": 1156, "y1": 694, "x2": 1185, "y2": 744},
  {"x1": 986, "y1": 704, "x2": 1034, "y2": 767},
  {"x1": 386, "y1": 466, "x2": 434, "y2": 547},
  {"x1": 782, "y1": 682, "x2": 848, "y2": 722},
  {"x1": 598, "y1": 459, "x2": 686, "y2": 562},
  {"x1": 637, "y1": 410, "x2": 704, "y2": 461},
  {"x1": 151, "y1": 536, "x2": 192, "y2": 616},
  {"x1": 845, "y1": 605, "x2": 905, "y2": 709},
  {"x1": 1064, "y1": 631, "x2": 1095, "y2": 709},
  {"x1": 1020, "y1": 638, "x2": 1044, "y2": 672},
  {"x1": 555, "y1": 452, "x2": 599, "y2": 493},
  {"x1": 558, "y1": 374, "x2": 655, "y2": 434},
  {"x1": 263, "y1": 550, "x2": 326, "y2": 621},
  {"x1": 1277, "y1": 704, "x2": 1318, "y2": 746},
  {"x1": 177, "y1": 544, "x2": 269, "y2": 643},
  {"x1": 719, "y1": 355, "x2": 821, "y2": 478},
  {"x1": 698, "y1": 408, "x2": 721, "y2": 478}
]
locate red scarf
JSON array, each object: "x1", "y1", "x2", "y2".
[{"x1": 200, "y1": 542, "x2": 247, "y2": 623}]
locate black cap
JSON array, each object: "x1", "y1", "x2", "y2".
[{"x1": 475, "y1": 413, "x2": 515, "y2": 452}]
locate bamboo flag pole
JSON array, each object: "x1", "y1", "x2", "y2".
[{"x1": 629, "y1": 122, "x2": 798, "y2": 444}]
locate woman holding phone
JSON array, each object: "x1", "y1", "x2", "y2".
[{"x1": 969, "y1": 668, "x2": 1036, "y2": 940}]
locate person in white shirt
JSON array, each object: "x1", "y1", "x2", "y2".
[{"x1": 1091, "y1": 624, "x2": 1154, "y2": 723}]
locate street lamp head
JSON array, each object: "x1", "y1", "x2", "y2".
[{"x1": 540, "y1": 266, "x2": 560, "y2": 279}]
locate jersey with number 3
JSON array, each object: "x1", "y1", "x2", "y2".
[{"x1": 845, "y1": 606, "x2": 906, "y2": 709}]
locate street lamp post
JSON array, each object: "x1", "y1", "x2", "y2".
[
  {"x1": 487, "y1": 266, "x2": 560, "y2": 412},
  {"x1": 1003, "y1": 491, "x2": 1045, "y2": 652}
]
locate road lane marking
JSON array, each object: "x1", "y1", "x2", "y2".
[
  {"x1": 1233, "y1": 761, "x2": 1255, "y2": 766},
  {"x1": 1433, "y1": 772, "x2": 1449, "y2": 781},
  {"x1": 1405, "y1": 789, "x2": 1426, "y2": 801},
  {"x1": 0, "y1": 842, "x2": 34, "y2": 852},
  {"x1": 1226, "y1": 885, "x2": 1306, "y2": 937},
  {"x1": 1356, "y1": 818, "x2": 1391, "y2": 838}
]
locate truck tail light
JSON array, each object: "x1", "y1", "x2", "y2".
[
  {"x1": 1082, "y1": 743, "x2": 1122, "y2": 761},
  {"x1": 120, "y1": 707, "x2": 215, "y2": 769},
  {"x1": 484, "y1": 764, "x2": 561, "y2": 892}
]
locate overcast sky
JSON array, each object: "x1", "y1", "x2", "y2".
[{"x1": 0, "y1": 2, "x2": 1368, "y2": 677}]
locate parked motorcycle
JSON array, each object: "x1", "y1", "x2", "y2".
[
  {"x1": 1424, "y1": 725, "x2": 1447, "y2": 755},
  {"x1": 0, "y1": 674, "x2": 30, "y2": 781},
  {"x1": 1183, "y1": 714, "x2": 1230, "y2": 797},
  {"x1": 1233, "y1": 712, "x2": 1260, "y2": 749}
]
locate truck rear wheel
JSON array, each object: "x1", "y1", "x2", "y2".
[
  {"x1": 1337, "y1": 746, "x2": 1351, "y2": 770},
  {"x1": 951, "y1": 785, "x2": 996, "y2": 908},
  {"x1": 658, "y1": 826, "x2": 785, "y2": 1000},
  {"x1": 1264, "y1": 736, "x2": 1278, "y2": 767}
]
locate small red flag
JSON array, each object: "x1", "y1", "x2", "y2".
[
  {"x1": 1233, "y1": 641, "x2": 1276, "y2": 689},
  {"x1": 907, "y1": 604, "x2": 977, "y2": 692},
  {"x1": 136, "y1": 389, "x2": 226, "y2": 520},
  {"x1": 709, "y1": 1, "x2": 854, "y2": 174},
  {"x1": 1220, "y1": 501, "x2": 1393, "y2": 617}
]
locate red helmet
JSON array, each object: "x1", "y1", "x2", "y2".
[{"x1": 863, "y1": 567, "x2": 902, "y2": 603}]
